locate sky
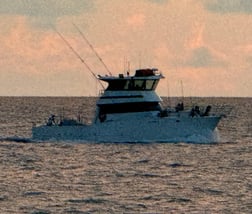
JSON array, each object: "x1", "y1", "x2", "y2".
[{"x1": 0, "y1": 0, "x2": 251, "y2": 97}]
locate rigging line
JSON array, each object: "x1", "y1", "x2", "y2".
[
  {"x1": 54, "y1": 29, "x2": 105, "y2": 89},
  {"x1": 72, "y1": 22, "x2": 112, "y2": 76}
]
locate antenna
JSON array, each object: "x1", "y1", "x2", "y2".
[
  {"x1": 128, "y1": 61, "x2": 131, "y2": 74},
  {"x1": 54, "y1": 29, "x2": 105, "y2": 90},
  {"x1": 180, "y1": 80, "x2": 184, "y2": 102},
  {"x1": 72, "y1": 23, "x2": 112, "y2": 76},
  {"x1": 167, "y1": 79, "x2": 171, "y2": 107},
  {"x1": 123, "y1": 56, "x2": 127, "y2": 74}
]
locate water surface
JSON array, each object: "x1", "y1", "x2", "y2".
[{"x1": 0, "y1": 97, "x2": 251, "y2": 213}]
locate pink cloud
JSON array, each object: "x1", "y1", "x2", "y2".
[
  {"x1": 126, "y1": 13, "x2": 146, "y2": 28},
  {"x1": 187, "y1": 23, "x2": 205, "y2": 49},
  {"x1": 0, "y1": 16, "x2": 90, "y2": 74},
  {"x1": 0, "y1": 0, "x2": 251, "y2": 96}
]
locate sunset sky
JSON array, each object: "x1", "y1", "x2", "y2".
[{"x1": 0, "y1": 0, "x2": 251, "y2": 97}]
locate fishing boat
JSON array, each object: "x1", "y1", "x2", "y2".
[{"x1": 32, "y1": 68, "x2": 223, "y2": 143}]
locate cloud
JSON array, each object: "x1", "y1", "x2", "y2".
[
  {"x1": 185, "y1": 47, "x2": 226, "y2": 68},
  {"x1": 0, "y1": 0, "x2": 93, "y2": 27},
  {"x1": 0, "y1": 0, "x2": 251, "y2": 96},
  {"x1": 204, "y1": 0, "x2": 252, "y2": 14},
  {"x1": 126, "y1": 14, "x2": 146, "y2": 28},
  {"x1": 147, "y1": 0, "x2": 169, "y2": 4},
  {"x1": 182, "y1": 23, "x2": 227, "y2": 68}
]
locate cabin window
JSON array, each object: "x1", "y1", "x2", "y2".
[
  {"x1": 99, "y1": 102, "x2": 161, "y2": 114},
  {"x1": 107, "y1": 79, "x2": 158, "y2": 90},
  {"x1": 152, "y1": 80, "x2": 159, "y2": 90},
  {"x1": 134, "y1": 80, "x2": 145, "y2": 89},
  {"x1": 146, "y1": 80, "x2": 154, "y2": 90},
  {"x1": 107, "y1": 80, "x2": 126, "y2": 90}
]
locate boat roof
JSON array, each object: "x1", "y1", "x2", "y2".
[{"x1": 98, "y1": 68, "x2": 164, "y2": 81}]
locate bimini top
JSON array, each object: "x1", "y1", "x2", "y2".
[{"x1": 98, "y1": 68, "x2": 164, "y2": 91}]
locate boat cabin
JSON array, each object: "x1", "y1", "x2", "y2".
[{"x1": 96, "y1": 68, "x2": 163, "y2": 119}]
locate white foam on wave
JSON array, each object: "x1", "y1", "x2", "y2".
[{"x1": 184, "y1": 129, "x2": 220, "y2": 144}]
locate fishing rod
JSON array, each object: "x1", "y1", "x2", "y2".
[
  {"x1": 54, "y1": 29, "x2": 105, "y2": 89},
  {"x1": 72, "y1": 23, "x2": 112, "y2": 76}
]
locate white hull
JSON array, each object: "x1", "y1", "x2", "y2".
[{"x1": 32, "y1": 111, "x2": 221, "y2": 143}]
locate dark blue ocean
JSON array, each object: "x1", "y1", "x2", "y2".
[{"x1": 0, "y1": 97, "x2": 251, "y2": 213}]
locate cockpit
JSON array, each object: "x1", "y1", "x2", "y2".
[
  {"x1": 106, "y1": 79, "x2": 159, "y2": 91},
  {"x1": 99, "y1": 68, "x2": 163, "y2": 91}
]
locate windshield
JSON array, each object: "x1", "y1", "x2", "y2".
[{"x1": 107, "y1": 79, "x2": 158, "y2": 91}]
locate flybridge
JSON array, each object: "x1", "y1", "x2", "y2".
[
  {"x1": 99, "y1": 68, "x2": 162, "y2": 79},
  {"x1": 98, "y1": 68, "x2": 164, "y2": 91}
]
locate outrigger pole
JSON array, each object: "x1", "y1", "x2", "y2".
[
  {"x1": 54, "y1": 29, "x2": 105, "y2": 89},
  {"x1": 72, "y1": 23, "x2": 112, "y2": 76}
]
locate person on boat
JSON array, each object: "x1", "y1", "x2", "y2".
[
  {"x1": 47, "y1": 114, "x2": 56, "y2": 126},
  {"x1": 190, "y1": 107, "x2": 195, "y2": 117},
  {"x1": 195, "y1": 106, "x2": 200, "y2": 115},
  {"x1": 190, "y1": 106, "x2": 200, "y2": 117},
  {"x1": 202, "y1": 105, "x2": 211, "y2": 116},
  {"x1": 175, "y1": 102, "x2": 184, "y2": 112}
]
